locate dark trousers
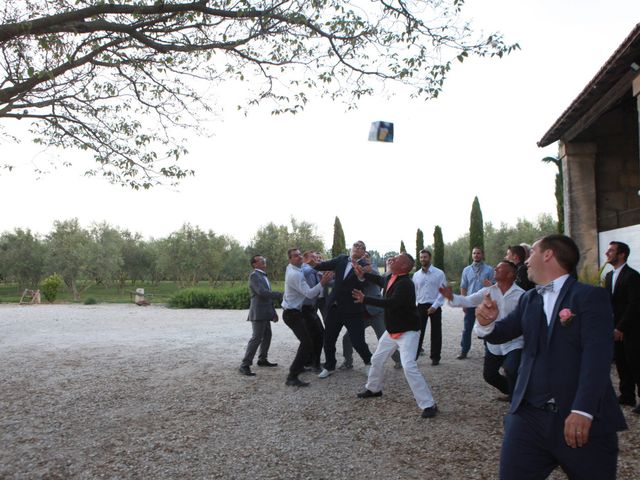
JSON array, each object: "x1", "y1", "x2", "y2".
[
  {"x1": 302, "y1": 305, "x2": 324, "y2": 368},
  {"x1": 416, "y1": 303, "x2": 442, "y2": 361},
  {"x1": 483, "y1": 347, "x2": 522, "y2": 397},
  {"x1": 500, "y1": 404, "x2": 618, "y2": 480},
  {"x1": 342, "y1": 311, "x2": 400, "y2": 365},
  {"x1": 614, "y1": 339, "x2": 640, "y2": 402},
  {"x1": 283, "y1": 309, "x2": 314, "y2": 379},
  {"x1": 460, "y1": 307, "x2": 476, "y2": 355},
  {"x1": 241, "y1": 320, "x2": 272, "y2": 367},
  {"x1": 323, "y1": 306, "x2": 372, "y2": 371}
]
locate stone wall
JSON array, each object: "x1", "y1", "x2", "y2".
[
  {"x1": 594, "y1": 100, "x2": 640, "y2": 232},
  {"x1": 561, "y1": 90, "x2": 640, "y2": 274}
]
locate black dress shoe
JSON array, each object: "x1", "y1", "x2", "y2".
[
  {"x1": 431, "y1": 359, "x2": 440, "y2": 366},
  {"x1": 239, "y1": 365, "x2": 256, "y2": 376},
  {"x1": 421, "y1": 405, "x2": 438, "y2": 418},
  {"x1": 257, "y1": 360, "x2": 278, "y2": 367},
  {"x1": 456, "y1": 353, "x2": 467, "y2": 360},
  {"x1": 285, "y1": 377, "x2": 309, "y2": 387},
  {"x1": 357, "y1": 389, "x2": 382, "y2": 399}
]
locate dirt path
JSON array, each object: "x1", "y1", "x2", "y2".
[{"x1": 1, "y1": 304, "x2": 638, "y2": 479}]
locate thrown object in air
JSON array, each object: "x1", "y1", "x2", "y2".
[{"x1": 368, "y1": 121, "x2": 394, "y2": 143}]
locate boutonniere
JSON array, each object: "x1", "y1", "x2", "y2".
[{"x1": 558, "y1": 308, "x2": 575, "y2": 327}]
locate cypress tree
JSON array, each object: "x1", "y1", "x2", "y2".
[
  {"x1": 469, "y1": 196, "x2": 484, "y2": 263},
  {"x1": 400, "y1": 240, "x2": 406, "y2": 253},
  {"x1": 331, "y1": 216, "x2": 346, "y2": 257},
  {"x1": 433, "y1": 225, "x2": 444, "y2": 271},
  {"x1": 415, "y1": 228, "x2": 424, "y2": 270},
  {"x1": 542, "y1": 155, "x2": 564, "y2": 233}
]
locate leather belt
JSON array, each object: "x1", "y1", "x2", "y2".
[{"x1": 525, "y1": 400, "x2": 558, "y2": 413}]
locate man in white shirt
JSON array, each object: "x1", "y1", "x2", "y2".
[
  {"x1": 281, "y1": 248, "x2": 332, "y2": 387},
  {"x1": 412, "y1": 249, "x2": 447, "y2": 365},
  {"x1": 440, "y1": 261, "x2": 524, "y2": 398}
]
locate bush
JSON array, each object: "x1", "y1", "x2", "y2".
[
  {"x1": 41, "y1": 273, "x2": 63, "y2": 303},
  {"x1": 168, "y1": 286, "x2": 252, "y2": 309},
  {"x1": 84, "y1": 297, "x2": 98, "y2": 305}
]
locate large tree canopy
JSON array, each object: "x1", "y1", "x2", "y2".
[{"x1": 0, "y1": 0, "x2": 517, "y2": 187}]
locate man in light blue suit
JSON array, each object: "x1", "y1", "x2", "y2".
[{"x1": 476, "y1": 234, "x2": 627, "y2": 480}]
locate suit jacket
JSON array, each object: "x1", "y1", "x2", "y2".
[
  {"x1": 605, "y1": 264, "x2": 640, "y2": 342},
  {"x1": 363, "y1": 276, "x2": 384, "y2": 317},
  {"x1": 362, "y1": 273, "x2": 420, "y2": 334},
  {"x1": 484, "y1": 277, "x2": 627, "y2": 434},
  {"x1": 247, "y1": 270, "x2": 282, "y2": 321},
  {"x1": 314, "y1": 255, "x2": 367, "y2": 315},
  {"x1": 515, "y1": 262, "x2": 535, "y2": 291}
]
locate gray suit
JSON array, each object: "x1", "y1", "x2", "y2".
[{"x1": 241, "y1": 269, "x2": 283, "y2": 367}]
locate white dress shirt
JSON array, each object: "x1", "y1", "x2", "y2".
[
  {"x1": 452, "y1": 283, "x2": 524, "y2": 355},
  {"x1": 412, "y1": 265, "x2": 447, "y2": 309},
  {"x1": 611, "y1": 263, "x2": 626, "y2": 294},
  {"x1": 255, "y1": 268, "x2": 270, "y2": 289},
  {"x1": 474, "y1": 273, "x2": 590, "y2": 419},
  {"x1": 281, "y1": 264, "x2": 323, "y2": 310}
]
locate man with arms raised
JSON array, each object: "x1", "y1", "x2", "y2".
[
  {"x1": 301, "y1": 250, "x2": 326, "y2": 372},
  {"x1": 441, "y1": 261, "x2": 523, "y2": 399},
  {"x1": 281, "y1": 248, "x2": 332, "y2": 387},
  {"x1": 352, "y1": 253, "x2": 438, "y2": 419},
  {"x1": 475, "y1": 235, "x2": 626, "y2": 479},
  {"x1": 314, "y1": 240, "x2": 374, "y2": 378}
]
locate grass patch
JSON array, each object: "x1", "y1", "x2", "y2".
[{"x1": 0, "y1": 280, "x2": 284, "y2": 306}]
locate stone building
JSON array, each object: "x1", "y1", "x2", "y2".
[{"x1": 538, "y1": 23, "x2": 640, "y2": 274}]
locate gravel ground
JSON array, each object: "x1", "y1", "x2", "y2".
[{"x1": 1, "y1": 304, "x2": 638, "y2": 479}]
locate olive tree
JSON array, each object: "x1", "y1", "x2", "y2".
[
  {"x1": 45, "y1": 218, "x2": 92, "y2": 300},
  {"x1": 0, "y1": 228, "x2": 45, "y2": 289}
]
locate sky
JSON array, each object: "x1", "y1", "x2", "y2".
[{"x1": 2, "y1": 0, "x2": 640, "y2": 255}]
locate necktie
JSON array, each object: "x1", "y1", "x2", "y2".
[{"x1": 535, "y1": 282, "x2": 554, "y2": 295}]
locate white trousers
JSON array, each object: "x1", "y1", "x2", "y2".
[{"x1": 365, "y1": 330, "x2": 435, "y2": 409}]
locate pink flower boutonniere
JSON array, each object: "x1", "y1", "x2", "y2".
[{"x1": 558, "y1": 308, "x2": 575, "y2": 327}]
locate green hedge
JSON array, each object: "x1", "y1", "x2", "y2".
[{"x1": 168, "y1": 286, "x2": 253, "y2": 309}]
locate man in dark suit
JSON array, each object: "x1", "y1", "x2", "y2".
[
  {"x1": 314, "y1": 240, "x2": 373, "y2": 378},
  {"x1": 352, "y1": 253, "x2": 438, "y2": 418},
  {"x1": 604, "y1": 241, "x2": 640, "y2": 413},
  {"x1": 239, "y1": 255, "x2": 283, "y2": 376},
  {"x1": 341, "y1": 252, "x2": 401, "y2": 369},
  {"x1": 506, "y1": 244, "x2": 535, "y2": 291},
  {"x1": 476, "y1": 234, "x2": 627, "y2": 480}
]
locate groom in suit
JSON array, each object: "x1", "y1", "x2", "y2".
[
  {"x1": 604, "y1": 241, "x2": 640, "y2": 413},
  {"x1": 476, "y1": 234, "x2": 627, "y2": 480},
  {"x1": 314, "y1": 240, "x2": 374, "y2": 378}
]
